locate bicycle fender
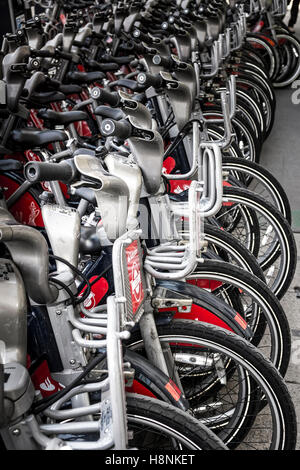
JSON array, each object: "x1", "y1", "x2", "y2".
[
  {"x1": 124, "y1": 348, "x2": 189, "y2": 411},
  {"x1": 155, "y1": 279, "x2": 253, "y2": 340}
]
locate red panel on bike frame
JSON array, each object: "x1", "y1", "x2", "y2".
[
  {"x1": 125, "y1": 240, "x2": 145, "y2": 315},
  {"x1": 79, "y1": 276, "x2": 109, "y2": 311},
  {"x1": 0, "y1": 174, "x2": 44, "y2": 227}
]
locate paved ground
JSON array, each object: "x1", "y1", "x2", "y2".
[
  {"x1": 280, "y1": 235, "x2": 300, "y2": 449},
  {"x1": 259, "y1": 8, "x2": 300, "y2": 449}
]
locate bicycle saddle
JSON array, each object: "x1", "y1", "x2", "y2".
[
  {"x1": 94, "y1": 106, "x2": 124, "y2": 120},
  {"x1": 66, "y1": 71, "x2": 105, "y2": 85},
  {"x1": 101, "y1": 54, "x2": 135, "y2": 65},
  {"x1": 29, "y1": 91, "x2": 66, "y2": 106},
  {"x1": 113, "y1": 79, "x2": 141, "y2": 92},
  {"x1": 10, "y1": 128, "x2": 68, "y2": 150},
  {"x1": 86, "y1": 61, "x2": 120, "y2": 72},
  {"x1": 59, "y1": 84, "x2": 82, "y2": 95},
  {"x1": 37, "y1": 109, "x2": 88, "y2": 127}
]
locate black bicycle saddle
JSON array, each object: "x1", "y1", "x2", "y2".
[
  {"x1": 66, "y1": 71, "x2": 105, "y2": 85},
  {"x1": 37, "y1": 109, "x2": 88, "y2": 127},
  {"x1": 10, "y1": 128, "x2": 68, "y2": 150}
]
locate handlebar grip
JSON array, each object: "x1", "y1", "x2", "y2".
[
  {"x1": 101, "y1": 118, "x2": 132, "y2": 140},
  {"x1": 24, "y1": 160, "x2": 75, "y2": 184},
  {"x1": 137, "y1": 72, "x2": 163, "y2": 89},
  {"x1": 132, "y1": 29, "x2": 151, "y2": 43},
  {"x1": 161, "y1": 21, "x2": 175, "y2": 32},
  {"x1": 152, "y1": 54, "x2": 173, "y2": 69},
  {"x1": 32, "y1": 49, "x2": 55, "y2": 58},
  {"x1": 91, "y1": 87, "x2": 120, "y2": 107},
  {"x1": 56, "y1": 50, "x2": 74, "y2": 61}
]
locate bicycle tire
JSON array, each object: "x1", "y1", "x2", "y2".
[
  {"x1": 221, "y1": 186, "x2": 297, "y2": 299},
  {"x1": 273, "y1": 33, "x2": 300, "y2": 87},
  {"x1": 245, "y1": 34, "x2": 281, "y2": 80},
  {"x1": 203, "y1": 107, "x2": 261, "y2": 162},
  {"x1": 128, "y1": 321, "x2": 297, "y2": 450},
  {"x1": 203, "y1": 223, "x2": 265, "y2": 280},
  {"x1": 126, "y1": 394, "x2": 227, "y2": 450},
  {"x1": 221, "y1": 157, "x2": 292, "y2": 223},
  {"x1": 187, "y1": 258, "x2": 291, "y2": 376}
]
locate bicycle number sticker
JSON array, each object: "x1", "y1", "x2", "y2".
[{"x1": 125, "y1": 240, "x2": 144, "y2": 315}]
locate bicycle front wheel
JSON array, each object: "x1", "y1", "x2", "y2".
[
  {"x1": 273, "y1": 33, "x2": 300, "y2": 87},
  {"x1": 126, "y1": 394, "x2": 227, "y2": 450},
  {"x1": 128, "y1": 321, "x2": 297, "y2": 450}
]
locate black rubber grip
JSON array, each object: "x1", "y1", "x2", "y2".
[
  {"x1": 91, "y1": 88, "x2": 120, "y2": 107},
  {"x1": 32, "y1": 49, "x2": 55, "y2": 58},
  {"x1": 132, "y1": 29, "x2": 151, "y2": 43},
  {"x1": 152, "y1": 55, "x2": 173, "y2": 69},
  {"x1": 24, "y1": 160, "x2": 75, "y2": 184},
  {"x1": 161, "y1": 22, "x2": 176, "y2": 33},
  {"x1": 137, "y1": 72, "x2": 163, "y2": 89},
  {"x1": 56, "y1": 50, "x2": 74, "y2": 61},
  {"x1": 101, "y1": 118, "x2": 132, "y2": 140}
]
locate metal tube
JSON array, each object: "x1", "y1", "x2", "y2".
[
  {"x1": 8, "y1": 0, "x2": 16, "y2": 33},
  {"x1": 106, "y1": 296, "x2": 128, "y2": 449},
  {"x1": 72, "y1": 329, "x2": 107, "y2": 348},
  {"x1": 77, "y1": 199, "x2": 89, "y2": 218},
  {"x1": 68, "y1": 309, "x2": 108, "y2": 334},
  {"x1": 6, "y1": 181, "x2": 32, "y2": 209},
  {"x1": 49, "y1": 181, "x2": 66, "y2": 208},
  {"x1": 43, "y1": 403, "x2": 101, "y2": 420},
  {"x1": 139, "y1": 309, "x2": 170, "y2": 376},
  {"x1": 40, "y1": 422, "x2": 99, "y2": 435}
]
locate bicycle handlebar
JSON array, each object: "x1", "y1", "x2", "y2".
[
  {"x1": 91, "y1": 87, "x2": 120, "y2": 107},
  {"x1": 101, "y1": 118, "x2": 132, "y2": 140},
  {"x1": 24, "y1": 160, "x2": 76, "y2": 184},
  {"x1": 137, "y1": 72, "x2": 163, "y2": 89},
  {"x1": 152, "y1": 54, "x2": 173, "y2": 69}
]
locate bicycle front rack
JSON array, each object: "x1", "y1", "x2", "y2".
[
  {"x1": 144, "y1": 180, "x2": 205, "y2": 280},
  {"x1": 270, "y1": 0, "x2": 287, "y2": 16}
]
